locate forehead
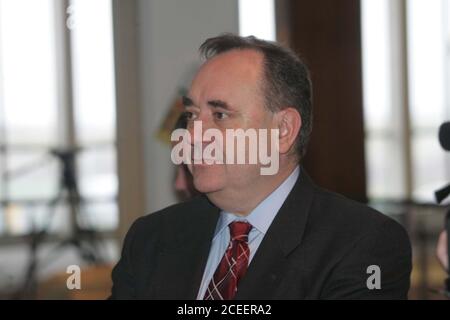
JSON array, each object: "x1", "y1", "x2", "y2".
[{"x1": 189, "y1": 49, "x2": 264, "y2": 102}]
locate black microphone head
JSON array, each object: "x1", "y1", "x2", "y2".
[{"x1": 439, "y1": 122, "x2": 450, "y2": 151}]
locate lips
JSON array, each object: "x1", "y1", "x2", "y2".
[{"x1": 192, "y1": 159, "x2": 218, "y2": 165}]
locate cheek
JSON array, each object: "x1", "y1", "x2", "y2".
[
  {"x1": 192, "y1": 164, "x2": 227, "y2": 180},
  {"x1": 222, "y1": 121, "x2": 274, "y2": 161},
  {"x1": 223, "y1": 164, "x2": 261, "y2": 185},
  {"x1": 191, "y1": 164, "x2": 227, "y2": 192}
]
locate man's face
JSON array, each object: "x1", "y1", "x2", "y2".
[{"x1": 184, "y1": 49, "x2": 275, "y2": 198}]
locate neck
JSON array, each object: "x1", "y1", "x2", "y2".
[{"x1": 207, "y1": 160, "x2": 298, "y2": 216}]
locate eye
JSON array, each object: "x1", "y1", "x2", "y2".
[
  {"x1": 184, "y1": 111, "x2": 197, "y2": 121},
  {"x1": 214, "y1": 112, "x2": 228, "y2": 120}
]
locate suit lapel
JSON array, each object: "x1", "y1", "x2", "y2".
[
  {"x1": 147, "y1": 197, "x2": 220, "y2": 299},
  {"x1": 235, "y1": 169, "x2": 316, "y2": 299}
]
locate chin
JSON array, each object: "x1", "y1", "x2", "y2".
[{"x1": 191, "y1": 164, "x2": 225, "y2": 193}]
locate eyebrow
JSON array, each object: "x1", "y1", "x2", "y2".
[
  {"x1": 182, "y1": 96, "x2": 232, "y2": 110},
  {"x1": 182, "y1": 95, "x2": 194, "y2": 107},
  {"x1": 207, "y1": 99, "x2": 231, "y2": 110}
]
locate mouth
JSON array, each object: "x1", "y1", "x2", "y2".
[
  {"x1": 191, "y1": 156, "x2": 219, "y2": 164},
  {"x1": 191, "y1": 158, "x2": 224, "y2": 168},
  {"x1": 192, "y1": 160, "x2": 216, "y2": 166}
]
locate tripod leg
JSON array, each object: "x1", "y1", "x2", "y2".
[{"x1": 16, "y1": 190, "x2": 63, "y2": 299}]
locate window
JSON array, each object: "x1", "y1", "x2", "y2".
[
  {"x1": 238, "y1": 0, "x2": 276, "y2": 41},
  {"x1": 0, "y1": 0, "x2": 59, "y2": 235},
  {"x1": 0, "y1": 0, "x2": 118, "y2": 236},
  {"x1": 70, "y1": 0, "x2": 118, "y2": 230},
  {"x1": 407, "y1": 0, "x2": 450, "y2": 201},
  {"x1": 362, "y1": 0, "x2": 450, "y2": 202}
]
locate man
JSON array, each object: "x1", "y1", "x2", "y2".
[
  {"x1": 437, "y1": 231, "x2": 448, "y2": 271},
  {"x1": 110, "y1": 34, "x2": 412, "y2": 299},
  {"x1": 172, "y1": 114, "x2": 199, "y2": 201}
]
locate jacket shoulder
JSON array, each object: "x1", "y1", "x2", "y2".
[
  {"x1": 127, "y1": 195, "x2": 216, "y2": 240},
  {"x1": 315, "y1": 187, "x2": 403, "y2": 229}
]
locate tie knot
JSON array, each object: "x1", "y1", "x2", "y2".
[{"x1": 229, "y1": 221, "x2": 252, "y2": 242}]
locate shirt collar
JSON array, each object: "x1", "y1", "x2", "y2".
[{"x1": 214, "y1": 166, "x2": 300, "y2": 237}]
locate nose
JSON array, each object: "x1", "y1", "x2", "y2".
[
  {"x1": 187, "y1": 118, "x2": 218, "y2": 163},
  {"x1": 188, "y1": 118, "x2": 216, "y2": 146}
]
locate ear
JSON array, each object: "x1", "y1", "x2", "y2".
[{"x1": 275, "y1": 107, "x2": 302, "y2": 155}]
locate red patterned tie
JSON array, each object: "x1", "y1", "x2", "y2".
[{"x1": 204, "y1": 221, "x2": 253, "y2": 300}]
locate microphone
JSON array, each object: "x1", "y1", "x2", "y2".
[{"x1": 439, "y1": 122, "x2": 450, "y2": 151}]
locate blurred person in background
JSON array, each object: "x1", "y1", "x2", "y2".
[
  {"x1": 436, "y1": 231, "x2": 448, "y2": 271},
  {"x1": 173, "y1": 114, "x2": 199, "y2": 201}
]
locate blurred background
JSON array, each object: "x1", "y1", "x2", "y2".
[{"x1": 0, "y1": 0, "x2": 448, "y2": 300}]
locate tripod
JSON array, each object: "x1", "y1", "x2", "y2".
[{"x1": 16, "y1": 149, "x2": 105, "y2": 299}]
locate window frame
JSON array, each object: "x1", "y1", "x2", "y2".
[{"x1": 0, "y1": 0, "x2": 121, "y2": 240}]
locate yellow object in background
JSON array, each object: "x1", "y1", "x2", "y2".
[{"x1": 156, "y1": 88, "x2": 187, "y2": 146}]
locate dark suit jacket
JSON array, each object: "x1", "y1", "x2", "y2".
[{"x1": 110, "y1": 170, "x2": 412, "y2": 299}]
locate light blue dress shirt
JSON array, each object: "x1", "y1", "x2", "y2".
[{"x1": 196, "y1": 166, "x2": 300, "y2": 299}]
